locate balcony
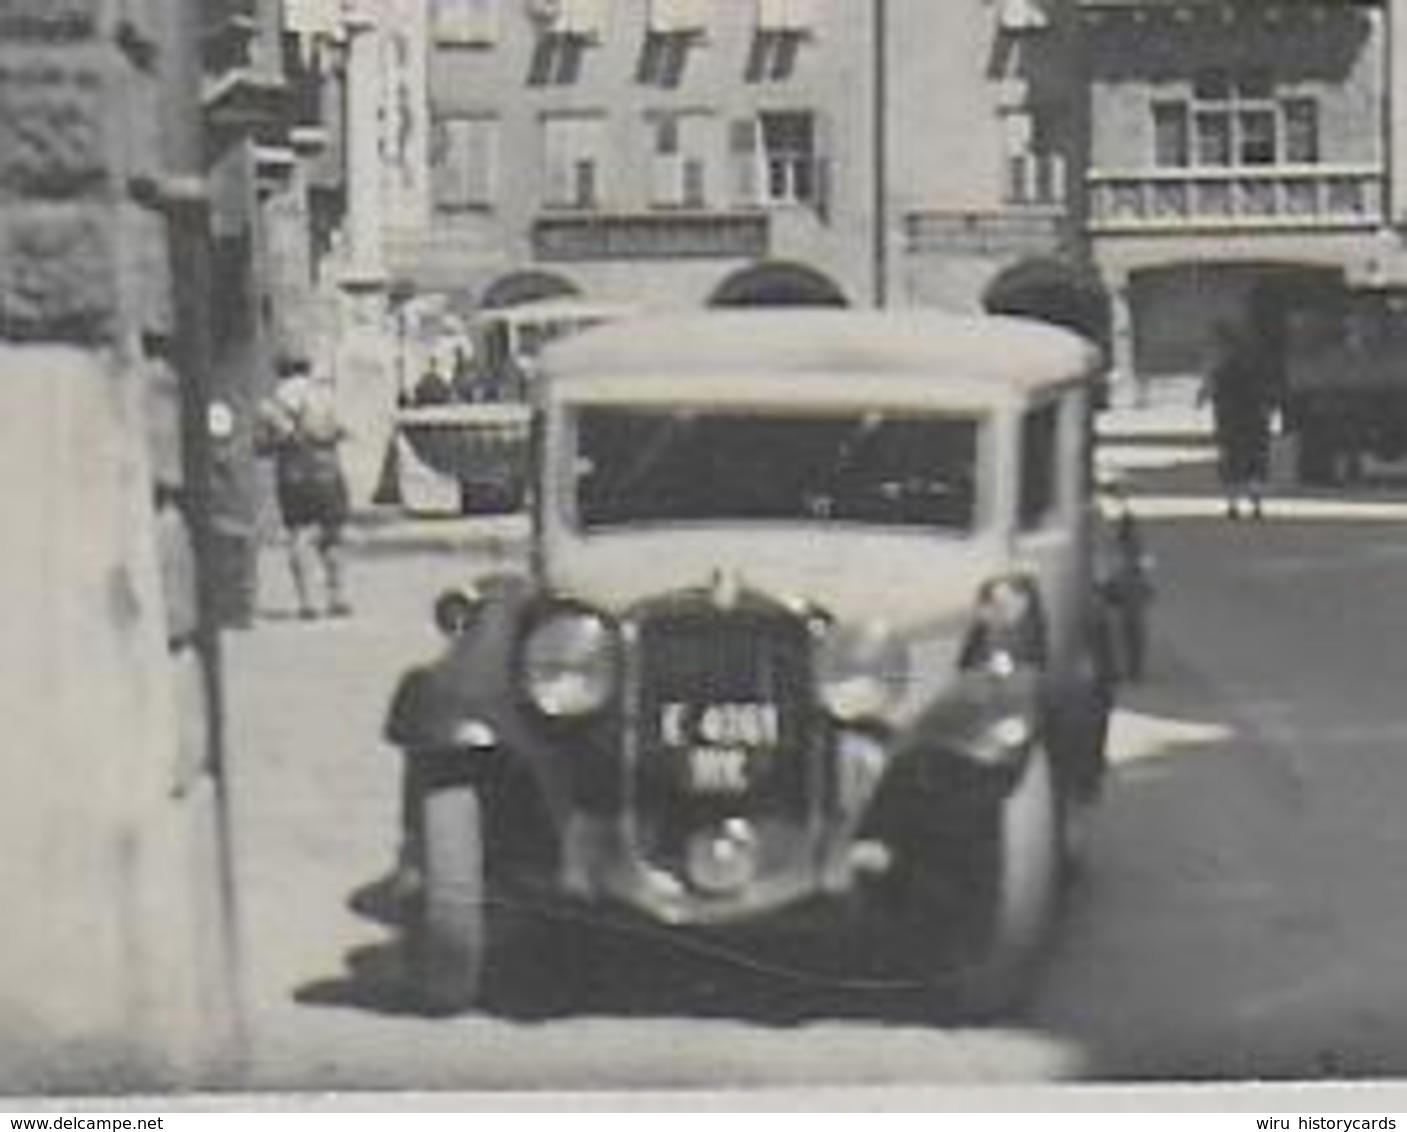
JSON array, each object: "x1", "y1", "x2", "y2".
[
  {"x1": 1086, "y1": 165, "x2": 1384, "y2": 233},
  {"x1": 533, "y1": 211, "x2": 770, "y2": 262},
  {"x1": 201, "y1": 0, "x2": 290, "y2": 132},
  {"x1": 905, "y1": 210, "x2": 1069, "y2": 258}
]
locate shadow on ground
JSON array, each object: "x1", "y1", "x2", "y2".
[{"x1": 294, "y1": 872, "x2": 1049, "y2": 1030}]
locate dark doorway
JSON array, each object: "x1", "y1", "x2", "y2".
[{"x1": 708, "y1": 261, "x2": 850, "y2": 308}]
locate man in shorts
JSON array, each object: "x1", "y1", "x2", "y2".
[{"x1": 256, "y1": 358, "x2": 353, "y2": 619}]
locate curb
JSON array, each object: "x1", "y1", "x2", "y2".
[{"x1": 344, "y1": 510, "x2": 531, "y2": 557}]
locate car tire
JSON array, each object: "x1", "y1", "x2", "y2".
[
  {"x1": 949, "y1": 742, "x2": 1062, "y2": 1020},
  {"x1": 1048, "y1": 636, "x2": 1112, "y2": 806},
  {"x1": 412, "y1": 783, "x2": 486, "y2": 1015}
]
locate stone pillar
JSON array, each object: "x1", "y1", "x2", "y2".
[
  {"x1": 1106, "y1": 276, "x2": 1141, "y2": 406},
  {"x1": 0, "y1": 0, "x2": 240, "y2": 1091},
  {"x1": 1388, "y1": 0, "x2": 1407, "y2": 226},
  {"x1": 344, "y1": 3, "x2": 385, "y2": 281}
]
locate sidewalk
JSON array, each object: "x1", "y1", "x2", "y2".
[
  {"x1": 1097, "y1": 375, "x2": 1213, "y2": 444},
  {"x1": 344, "y1": 506, "x2": 530, "y2": 558}
]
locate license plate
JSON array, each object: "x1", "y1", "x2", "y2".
[
  {"x1": 687, "y1": 745, "x2": 751, "y2": 795},
  {"x1": 659, "y1": 701, "x2": 781, "y2": 748},
  {"x1": 659, "y1": 701, "x2": 781, "y2": 796}
]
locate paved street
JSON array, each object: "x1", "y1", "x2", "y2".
[{"x1": 223, "y1": 408, "x2": 1407, "y2": 1091}]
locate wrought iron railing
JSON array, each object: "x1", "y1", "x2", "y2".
[{"x1": 1086, "y1": 165, "x2": 1385, "y2": 232}]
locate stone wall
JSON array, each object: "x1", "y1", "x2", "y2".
[{"x1": 0, "y1": 0, "x2": 240, "y2": 1092}]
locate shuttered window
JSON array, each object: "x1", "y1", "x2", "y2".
[
  {"x1": 651, "y1": 114, "x2": 715, "y2": 207},
  {"x1": 543, "y1": 115, "x2": 606, "y2": 209},
  {"x1": 730, "y1": 119, "x2": 762, "y2": 204},
  {"x1": 432, "y1": 116, "x2": 498, "y2": 210}
]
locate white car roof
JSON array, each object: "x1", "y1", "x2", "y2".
[{"x1": 541, "y1": 309, "x2": 1101, "y2": 406}]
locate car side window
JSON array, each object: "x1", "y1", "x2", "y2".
[{"x1": 1019, "y1": 401, "x2": 1060, "y2": 531}]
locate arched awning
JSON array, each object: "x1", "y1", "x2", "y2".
[
  {"x1": 478, "y1": 270, "x2": 581, "y2": 311},
  {"x1": 708, "y1": 260, "x2": 850, "y2": 308},
  {"x1": 983, "y1": 256, "x2": 1111, "y2": 353}
]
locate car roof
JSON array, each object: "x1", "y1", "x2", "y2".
[{"x1": 541, "y1": 309, "x2": 1101, "y2": 402}]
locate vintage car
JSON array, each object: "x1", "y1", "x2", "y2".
[{"x1": 385, "y1": 309, "x2": 1117, "y2": 1018}]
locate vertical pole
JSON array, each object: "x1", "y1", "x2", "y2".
[
  {"x1": 344, "y1": 3, "x2": 386, "y2": 280},
  {"x1": 872, "y1": 0, "x2": 889, "y2": 308}
]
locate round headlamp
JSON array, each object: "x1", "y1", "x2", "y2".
[
  {"x1": 815, "y1": 623, "x2": 908, "y2": 723},
  {"x1": 521, "y1": 609, "x2": 619, "y2": 718}
]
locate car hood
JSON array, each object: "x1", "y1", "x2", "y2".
[{"x1": 542, "y1": 525, "x2": 1005, "y2": 633}]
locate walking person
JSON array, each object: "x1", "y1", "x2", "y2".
[
  {"x1": 1200, "y1": 320, "x2": 1274, "y2": 520},
  {"x1": 255, "y1": 357, "x2": 353, "y2": 619}
]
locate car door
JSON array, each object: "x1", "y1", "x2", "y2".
[{"x1": 1011, "y1": 390, "x2": 1090, "y2": 668}]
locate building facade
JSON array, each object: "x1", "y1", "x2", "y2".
[
  {"x1": 349, "y1": 0, "x2": 1407, "y2": 400},
  {"x1": 1081, "y1": 0, "x2": 1406, "y2": 382},
  {"x1": 0, "y1": 0, "x2": 240, "y2": 1088},
  {"x1": 404, "y1": 0, "x2": 1084, "y2": 316}
]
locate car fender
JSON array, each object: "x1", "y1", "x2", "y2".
[{"x1": 863, "y1": 668, "x2": 1045, "y2": 837}]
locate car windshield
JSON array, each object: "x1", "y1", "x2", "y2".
[{"x1": 573, "y1": 406, "x2": 982, "y2": 531}]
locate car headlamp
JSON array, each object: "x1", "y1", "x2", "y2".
[
  {"x1": 815, "y1": 623, "x2": 908, "y2": 723},
  {"x1": 521, "y1": 608, "x2": 619, "y2": 718}
]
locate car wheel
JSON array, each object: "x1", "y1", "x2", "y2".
[
  {"x1": 948, "y1": 742, "x2": 1062, "y2": 1020},
  {"x1": 1048, "y1": 636, "x2": 1112, "y2": 806},
  {"x1": 412, "y1": 783, "x2": 486, "y2": 1015}
]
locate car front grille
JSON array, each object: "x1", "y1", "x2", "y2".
[{"x1": 628, "y1": 599, "x2": 821, "y2": 887}]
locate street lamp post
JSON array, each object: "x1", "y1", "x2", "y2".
[
  {"x1": 872, "y1": 0, "x2": 889, "y2": 308},
  {"x1": 389, "y1": 279, "x2": 417, "y2": 405}
]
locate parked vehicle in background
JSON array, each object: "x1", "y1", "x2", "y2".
[
  {"x1": 385, "y1": 309, "x2": 1120, "y2": 1020},
  {"x1": 1283, "y1": 286, "x2": 1407, "y2": 486},
  {"x1": 393, "y1": 298, "x2": 637, "y2": 514}
]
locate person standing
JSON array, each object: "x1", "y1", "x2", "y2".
[
  {"x1": 255, "y1": 357, "x2": 353, "y2": 619},
  {"x1": 1200, "y1": 320, "x2": 1274, "y2": 520},
  {"x1": 410, "y1": 356, "x2": 453, "y2": 406}
]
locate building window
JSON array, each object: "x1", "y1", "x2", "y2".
[
  {"x1": 1153, "y1": 71, "x2": 1322, "y2": 170},
  {"x1": 760, "y1": 111, "x2": 816, "y2": 205},
  {"x1": 729, "y1": 112, "x2": 824, "y2": 209},
  {"x1": 432, "y1": 116, "x2": 498, "y2": 210},
  {"x1": 1152, "y1": 102, "x2": 1189, "y2": 168},
  {"x1": 543, "y1": 115, "x2": 606, "y2": 210},
  {"x1": 747, "y1": 0, "x2": 812, "y2": 80},
  {"x1": 651, "y1": 113, "x2": 714, "y2": 207},
  {"x1": 433, "y1": 0, "x2": 498, "y2": 45},
  {"x1": 1007, "y1": 152, "x2": 1065, "y2": 206},
  {"x1": 1284, "y1": 97, "x2": 1320, "y2": 164}
]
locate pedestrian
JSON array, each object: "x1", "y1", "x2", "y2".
[
  {"x1": 1200, "y1": 320, "x2": 1274, "y2": 520},
  {"x1": 449, "y1": 344, "x2": 479, "y2": 403},
  {"x1": 411, "y1": 356, "x2": 453, "y2": 406},
  {"x1": 255, "y1": 357, "x2": 353, "y2": 619}
]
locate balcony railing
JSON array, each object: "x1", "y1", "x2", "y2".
[
  {"x1": 1086, "y1": 165, "x2": 1384, "y2": 233},
  {"x1": 905, "y1": 210, "x2": 1069, "y2": 258},
  {"x1": 533, "y1": 211, "x2": 770, "y2": 262}
]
